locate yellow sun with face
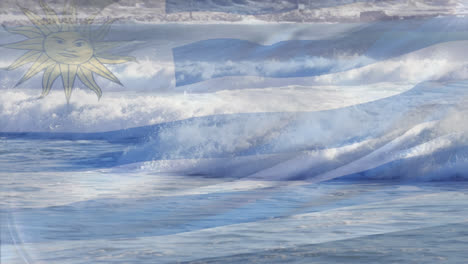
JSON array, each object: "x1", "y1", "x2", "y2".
[{"x1": 1, "y1": 0, "x2": 135, "y2": 101}]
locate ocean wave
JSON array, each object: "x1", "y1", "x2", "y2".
[
  {"x1": 0, "y1": 82, "x2": 409, "y2": 133},
  {"x1": 2, "y1": 22, "x2": 468, "y2": 181},
  {"x1": 112, "y1": 81, "x2": 468, "y2": 182},
  {"x1": 3, "y1": 80, "x2": 468, "y2": 181}
]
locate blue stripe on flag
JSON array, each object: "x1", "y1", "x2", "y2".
[{"x1": 172, "y1": 17, "x2": 468, "y2": 86}]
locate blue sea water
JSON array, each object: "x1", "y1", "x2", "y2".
[
  {"x1": 2, "y1": 132, "x2": 468, "y2": 263},
  {"x1": 2, "y1": 21, "x2": 468, "y2": 263}
]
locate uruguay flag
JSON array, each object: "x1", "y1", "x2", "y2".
[{"x1": 3, "y1": 1, "x2": 468, "y2": 263}]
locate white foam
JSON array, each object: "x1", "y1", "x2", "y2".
[{"x1": 0, "y1": 81, "x2": 408, "y2": 132}]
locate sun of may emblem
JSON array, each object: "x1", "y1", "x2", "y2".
[{"x1": 1, "y1": 0, "x2": 135, "y2": 102}]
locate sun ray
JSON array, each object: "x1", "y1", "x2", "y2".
[
  {"x1": 2, "y1": 1, "x2": 136, "y2": 101},
  {"x1": 84, "y1": 12, "x2": 98, "y2": 26},
  {"x1": 39, "y1": 0, "x2": 61, "y2": 32},
  {"x1": 60, "y1": 64, "x2": 78, "y2": 101},
  {"x1": 2, "y1": 25, "x2": 44, "y2": 39},
  {"x1": 1, "y1": 38, "x2": 44, "y2": 51},
  {"x1": 80, "y1": 14, "x2": 96, "y2": 37},
  {"x1": 16, "y1": 54, "x2": 55, "y2": 87},
  {"x1": 69, "y1": 1, "x2": 78, "y2": 25},
  {"x1": 42, "y1": 64, "x2": 61, "y2": 96},
  {"x1": 19, "y1": 6, "x2": 52, "y2": 35},
  {"x1": 81, "y1": 57, "x2": 122, "y2": 85},
  {"x1": 77, "y1": 66, "x2": 102, "y2": 99},
  {"x1": 6, "y1": 51, "x2": 42, "y2": 71},
  {"x1": 92, "y1": 19, "x2": 116, "y2": 41},
  {"x1": 93, "y1": 41, "x2": 126, "y2": 54},
  {"x1": 84, "y1": 13, "x2": 98, "y2": 25},
  {"x1": 61, "y1": 0, "x2": 77, "y2": 32}
]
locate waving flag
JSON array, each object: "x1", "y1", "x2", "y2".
[
  {"x1": 173, "y1": 17, "x2": 468, "y2": 86},
  {"x1": 2, "y1": 1, "x2": 468, "y2": 264}
]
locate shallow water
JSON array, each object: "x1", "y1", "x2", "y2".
[{"x1": 1, "y1": 137, "x2": 468, "y2": 263}]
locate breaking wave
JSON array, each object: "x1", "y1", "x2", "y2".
[
  {"x1": 2, "y1": 23, "x2": 468, "y2": 182},
  {"x1": 112, "y1": 80, "x2": 468, "y2": 182},
  {"x1": 4, "y1": 80, "x2": 466, "y2": 182}
]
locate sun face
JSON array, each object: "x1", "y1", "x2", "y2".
[
  {"x1": 1, "y1": 0, "x2": 135, "y2": 102},
  {"x1": 44, "y1": 32, "x2": 94, "y2": 64}
]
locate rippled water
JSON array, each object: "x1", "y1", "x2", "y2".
[{"x1": 1, "y1": 136, "x2": 468, "y2": 263}]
